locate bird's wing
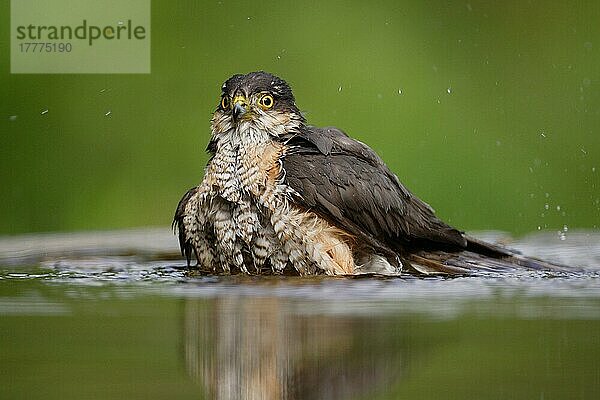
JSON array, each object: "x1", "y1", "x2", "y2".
[
  {"x1": 281, "y1": 126, "x2": 467, "y2": 250},
  {"x1": 173, "y1": 186, "x2": 199, "y2": 264}
]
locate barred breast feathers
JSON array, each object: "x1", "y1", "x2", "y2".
[{"x1": 176, "y1": 109, "x2": 356, "y2": 275}]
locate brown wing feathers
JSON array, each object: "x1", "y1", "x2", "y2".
[
  {"x1": 281, "y1": 126, "x2": 467, "y2": 251},
  {"x1": 173, "y1": 186, "x2": 198, "y2": 264}
]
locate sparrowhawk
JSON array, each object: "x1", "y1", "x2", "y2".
[{"x1": 174, "y1": 71, "x2": 561, "y2": 276}]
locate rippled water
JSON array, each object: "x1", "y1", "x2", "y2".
[{"x1": 1, "y1": 229, "x2": 599, "y2": 399}]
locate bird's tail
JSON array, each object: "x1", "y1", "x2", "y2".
[{"x1": 404, "y1": 235, "x2": 572, "y2": 276}]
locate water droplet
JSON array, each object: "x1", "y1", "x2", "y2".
[
  {"x1": 247, "y1": 16, "x2": 252, "y2": 20},
  {"x1": 563, "y1": 224, "x2": 568, "y2": 232},
  {"x1": 104, "y1": 110, "x2": 112, "y2": 117},
  {"x1": 544, "y1": 203, "x2": 549, "y2": 210},
  {"x1": 41, "y1": 109, "x2": 48, "y2": 115},
  {"x1": 540, "y1": 131, "x2": 546, "y2": 138},
  {"x1": 8, "y1": 115, "x2": 17, "y2": 122},
  {"x1": 537, "y1": 226, "x2": 541, "y2": 230},
  {"x1": 338, "y1": 86, "x2": 343, "y2": 92},
  {"x1": 581, "y1": 148, "x2": 587, "y2": 155},
  {"x1": 556, "y1": 205, "x2": 561, "y2": 211},
  {"x1": 446, "y1": 87, "x2": 452, "y2": 94},
  {"x1": 593, "y1": 167, "x2": 596, "y2": 172},
  {"x1": 276, "y1": 55, "x2": 281, "y2": 59},
  {"x1": 117, "y1": 21, "x2": 124, "y2": 26},
  {"x1": 99, "y1": 88, "x2": 106, "y2": 93},
  {"x1": 545, "y1": 193, "x2": 550, "y2": 198},
  {"x1": 397, "y1": 88, "x2": 402, "y2": 95}
]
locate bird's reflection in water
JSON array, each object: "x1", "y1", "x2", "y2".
[{"x1": 183, "y1": 297, "x2": 407, "y2": 399}]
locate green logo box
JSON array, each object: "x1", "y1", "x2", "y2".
[{"x1": 11, "y1": 0, "x2": 151, "y2": 74}]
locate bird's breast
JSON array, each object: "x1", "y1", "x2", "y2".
[
  {"x1": 193, "y1": 135, "x2": 355, "y2": 275},
  {"x1": 205, "y1": 138, "x2": 286, "y2": 203}
]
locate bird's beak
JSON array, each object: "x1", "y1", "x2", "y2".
[{"x1": 232, "y1": 95, "x2": 249, "y2": 121}]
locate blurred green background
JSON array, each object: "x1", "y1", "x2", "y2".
[{"x1": 1, "y1": 0, "x2": 598, "y2": 236}]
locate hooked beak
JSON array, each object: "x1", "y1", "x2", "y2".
[{"x1": 232, "y1": 95, "x2": 249, "y2": 121}]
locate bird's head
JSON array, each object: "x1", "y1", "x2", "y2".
[{"x1": 210, "y1": 71, "x2": 304, "y2": 140}]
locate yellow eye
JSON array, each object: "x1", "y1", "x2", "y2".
[
  {"x1": 259, "y1": 94, "x2": 274, "y2": 109},
  {"x1": 220, "y1": 96, "x2": 230, "y2": 110}
]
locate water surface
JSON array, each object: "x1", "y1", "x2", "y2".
[{"x1": 1, "y1": 229, "x2": 599, "y2": 399}]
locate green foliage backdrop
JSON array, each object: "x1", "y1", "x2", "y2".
[{"x1": 1, "y1": 0, "x2": 598, "y2": 235}]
